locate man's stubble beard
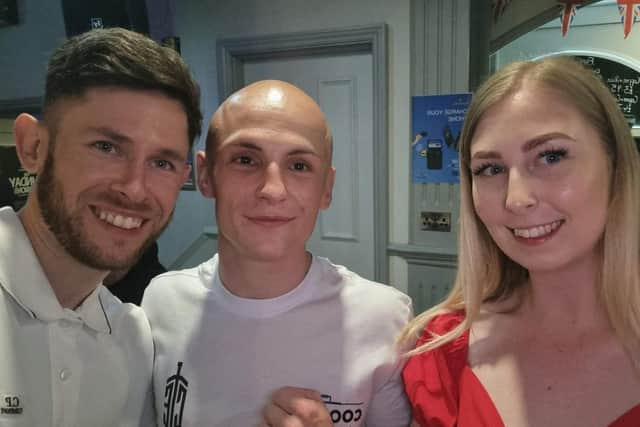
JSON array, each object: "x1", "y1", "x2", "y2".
[{"x1": 36, "y1": 147, "x2": 173, "y2": 271}]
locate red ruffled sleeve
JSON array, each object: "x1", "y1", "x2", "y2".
[
  {"x1": 402, "y1": 311, "x2": 468, "y2": 427},
  {"x1": 610, "y1": 404, "x2": 640, "y2": 427}
]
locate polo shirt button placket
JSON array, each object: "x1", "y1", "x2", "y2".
[
  {"x1": 51, "y1": 318, "x2": 80, "y2": 426},
  {"x1": 59, "y1": 319, "x2": 72, "y2": 329},
  {"x1": 59, "y1": 368, "x2": 71, "y2": 382}
]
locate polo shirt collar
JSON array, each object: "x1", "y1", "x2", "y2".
[
  {"x1": 0, "y1": 207, "x2": 111, "y2": 334},
  {"x1": 75, "y1": 287, "x2": 112, "y2": 333}
]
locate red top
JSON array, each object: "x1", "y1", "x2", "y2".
[{"x1": 402, "y1": 311, "x2": 640, "y2": 427}]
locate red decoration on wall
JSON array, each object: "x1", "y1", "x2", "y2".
[
  {"x1": 557, "y1": 1, "x2": 583, "y2": 36},
  {"x1": 492, "y1": 0, "x2": 513, "y2": 23},
  {"x1": 618, "y1": 0, "x2": 640, "y2": 39}
]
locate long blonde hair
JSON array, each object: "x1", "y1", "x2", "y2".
[{"x1": 398, "y1": 56, "x2": 640, "y2": 361}]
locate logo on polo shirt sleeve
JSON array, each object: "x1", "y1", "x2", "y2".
[
  {"x1": 1, "y1": 394, "x2": 24, "y2": 416},
  {"x1": 163, "y1": 361, "x2": 189, "y2": 427}
]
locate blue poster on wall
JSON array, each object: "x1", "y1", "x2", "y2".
[{"x1": 411, "y1": 93, "x2": 471, "y2": 183}]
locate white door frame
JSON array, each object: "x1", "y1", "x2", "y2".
[{"x1": 216, "y1": 24, "x2": 389, "y2": 282}]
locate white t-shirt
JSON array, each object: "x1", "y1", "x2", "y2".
[
  {"x1": 0, "y1": 207, "x2": 154, "y2": 426},
  {"x1": 142, "y1": 254, "x2": 413, "y2": 427}
]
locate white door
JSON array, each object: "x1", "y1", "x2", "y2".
[{"x1": 243, "y1": 53, "x2": 375, "y2": 280}]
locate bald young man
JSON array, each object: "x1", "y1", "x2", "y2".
[{"x1": 142, "y1": 80, "x2": 412, "y2": 426}]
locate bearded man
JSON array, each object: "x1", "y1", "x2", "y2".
[{"x1": 0, "y1": 28, "x2": 201, "y2": 426}]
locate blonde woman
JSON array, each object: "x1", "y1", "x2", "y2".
[{"x1": 399, "y1": 56, "x2": 640, "y2": 427}]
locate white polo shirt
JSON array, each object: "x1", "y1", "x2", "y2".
[{"x1": 0, "y1": 207, "x2": 154, "y2": 427}]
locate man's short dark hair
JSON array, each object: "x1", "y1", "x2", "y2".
[{"x1": 44, "y1": 27, "x2": 202, "y2": 146}]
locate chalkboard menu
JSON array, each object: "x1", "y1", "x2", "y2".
[{"x1": 573, "y1": 55, "x2": 640, "y2": 128}]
